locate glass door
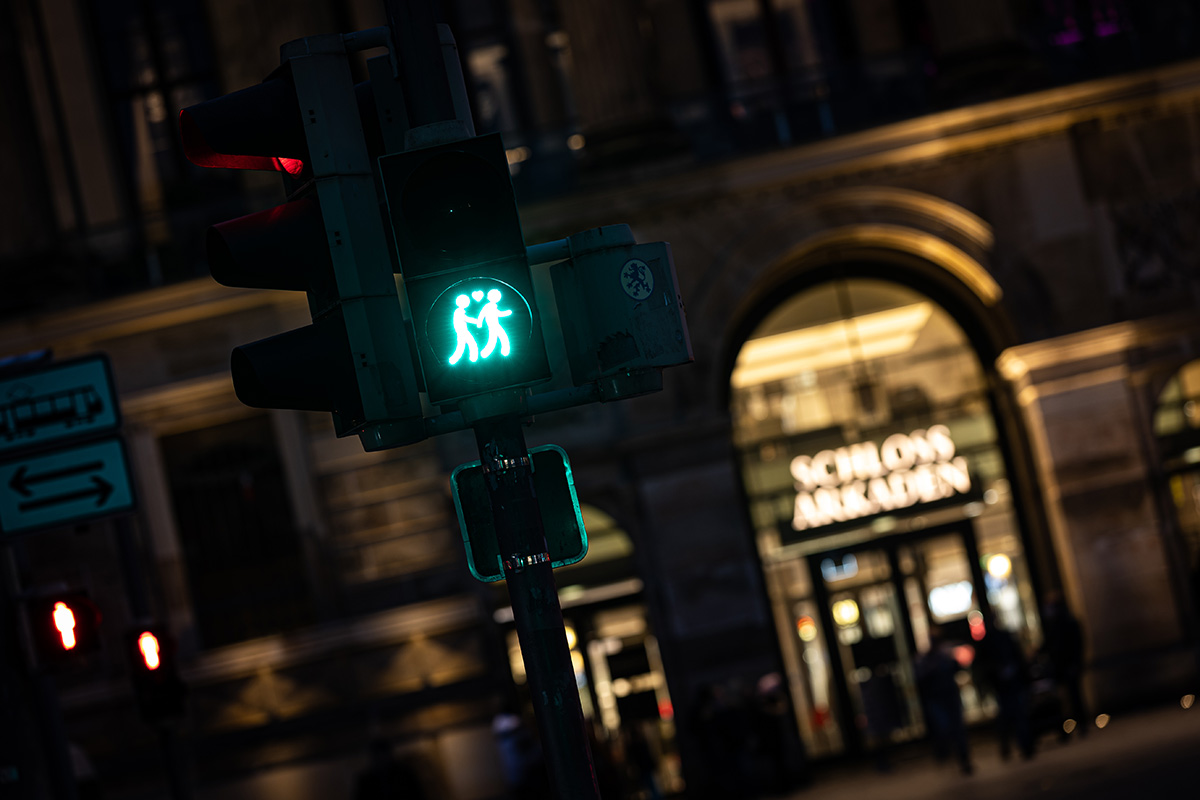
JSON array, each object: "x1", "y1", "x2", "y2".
[{"x1": 809, "y1": 526, "x2": 994, "y2": 754}]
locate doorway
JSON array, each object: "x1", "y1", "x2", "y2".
[{"x1": 808, "y1": 524, "x2": 994, "y2": 754}]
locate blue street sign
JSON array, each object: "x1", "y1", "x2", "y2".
[
  {"x1": 0, "y1": 438, "x2": 135, "y2": 536},
  {"x1": 0, "y1": 355, "x2": 119, "y2": 455}
]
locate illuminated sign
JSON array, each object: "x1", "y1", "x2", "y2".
[
  {"x1": 408, "y1": 272, "x2": 546, "y2": 404},
  {"x1": 446, "y1": 286, "x2": 516, "y2": 366},
  {"x1": 791, "y1": 425, "x2": 971, "y2": 531}
]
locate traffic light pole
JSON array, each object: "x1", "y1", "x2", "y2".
[
  {"x1": 472, "y1": 416, "x2": 600, "y2": 800},
  {"x1": 114, "y1": 516, "x2": 192, "y2": 800}
]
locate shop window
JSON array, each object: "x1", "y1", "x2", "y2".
[
  {"x1": 161, "y1": 415, "x2": 314, "y2": 648},
  {"x1": 1155, "y1": 360, "x2": 1200, "y2": 570},
  {"x1": 731, "y1": 277, "x2": 1036, "y2": 758}
]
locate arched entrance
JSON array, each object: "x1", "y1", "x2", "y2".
[{"x1": 729, "y1": 276, "x2": 1041, "y2": 758}]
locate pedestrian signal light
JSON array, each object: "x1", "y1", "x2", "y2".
[
  {"x1": 53, "y1": 602, "x2": 77, "y2": 649},
  {"x1": 380, "y1": 134, "x2": 550, "y2": 405},
  {"x1": 128, "y1": 626, "x2": 186, "y2": 723},
  {"x1": 138, "y1": 631, "x2": 161, "y2": 670},
  {"x1": 26, "y1": 592, "x2": 101, "y2": 667}
]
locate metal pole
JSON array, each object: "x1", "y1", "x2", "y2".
[
  {"x1": 0, "y1": 543, "x2": 76, "y2": 800},
  {"x1": 384, "y1": 0, "x2": 456, "y2": 127},
  {"x1": 472, "y1": 417, "x2": 600, "y2": 800},
  {"x1": 113, "y1": 516, "x2": 191, "y2": 800}
]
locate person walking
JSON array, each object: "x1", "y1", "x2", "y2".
[
  {"x1": 1040, "y1": 590, "x2": 1088, "y2": 739},
  {"x1": 979, "y1": 624, "x2": 1036, "y2": 760},
  {"x1": 915, "y1": 627, "x2": 973, "y2": 775}
]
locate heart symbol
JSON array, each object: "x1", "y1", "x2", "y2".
[{"x1": 471, "y1": 290, "x2": 484, "y2": 302}]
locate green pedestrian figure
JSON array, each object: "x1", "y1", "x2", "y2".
[
  {"x1": 479, "y1": 289, "x2": 512, "y2": 358},
  {"x1": 448, "y1": 294, "x2": 480, "y2": 365}
]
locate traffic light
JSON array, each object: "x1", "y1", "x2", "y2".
[
  {"x1": 25, "y1": 592, "x2": 101, "y2": 667},
  {"x1": 379, "y1": 134, "x2": 551, "y2": 406},
  {"x1": 128, "y1": 627, "x2": 186, "y2": 724},
  {"x1": 550, "y1": 225, "x2": 693, "y2": 399},
  {"x1": 179, "y1": 34, "x2": 424, "y2": 450}
]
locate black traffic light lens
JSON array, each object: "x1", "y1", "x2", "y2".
[{"x1": 401, "y1": 152, "x2": 514, "y2": 264}]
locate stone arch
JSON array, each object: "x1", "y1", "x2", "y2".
[{"x1": 684, "y1": 186, "x2": 1014, "y2": 413}]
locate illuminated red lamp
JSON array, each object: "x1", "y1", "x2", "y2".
[
  {"x1": 178, "y1": 112, "x2": 304, "y2": 175},
  {"x1": 179, "y1": 79, "x2": 307, "y2": 176},
  {"x1": 137, "y1": 631, "x2": 162, "y2": 671},
  {"x1": 968, "y1": 610, "x2": 987, "y2": 641},
  {"x1": 53, "y1": 601, "x2": 77, "y2": 650}
]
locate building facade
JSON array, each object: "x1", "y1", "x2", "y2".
[{"x1": 3, "y1": 0, "x2": 1200, "y2": 797}]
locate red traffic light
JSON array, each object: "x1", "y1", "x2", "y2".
[
  {"x1": 25, "y1": 592, "x2": 102, "y2": 666},
  {"x1": 179, "y1": 79, "x2": 307, "y2": 175},
  {"x1": 137, "y1": 631, "x2": 162, "y2": 671},
  {"x1": 53, "y1": 601, "x2": 78, "y2": 649}
]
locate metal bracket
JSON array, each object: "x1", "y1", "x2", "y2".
[{"x1": 503, "y1": 551, "x2": 550, "y2": 574}]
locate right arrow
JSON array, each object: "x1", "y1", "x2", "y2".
[{"x1": 18, "y1": 475, "x2": 114, "y2": 512}]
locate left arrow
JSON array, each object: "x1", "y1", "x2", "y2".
[{"x1": 18, "y1": 475, "x2": 114, "y2": 512}]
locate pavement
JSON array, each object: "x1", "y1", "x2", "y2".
[{"x1": 783, "y1": 697, "x2": 1200, "y2": 800}]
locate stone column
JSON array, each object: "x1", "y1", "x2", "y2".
[
  {"x1": 999, "y1": 320, "x2": 1197, "y2": 709},
  {"x1": 626, "y1": 420, "x2": 781, "y2": 790}
]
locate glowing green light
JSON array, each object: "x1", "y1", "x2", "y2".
[{"x1": 448, "y1": 287, "x2": 513, "y2": 367}]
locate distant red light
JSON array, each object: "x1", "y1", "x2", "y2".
[
  {"x1": 138, "y1": 631, "x2": 161, "y2": 670},
  {"x1": 658, "y1": 699, "x2": 674, "y2": 720},
  {"x1": 53, "y1": 602, "x2": 77, "y2": 649},
  {"x1": 952, "y1": 644, "x2": 975, "y2": 667}
]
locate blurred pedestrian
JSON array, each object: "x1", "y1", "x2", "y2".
[
  {"x1": 858, "y1": 664, "x2": 902, "y2": 772},
  {"x1": 688, "y1": 682, "x2": 750, "y2": 798},
  {"x1": 586, "y1": 723, "x2": 624, "y2": 799},
  {"x1": 748, "y1": 671, "x2": 796, "y2": 791},
  {"x1": 353, "y1": 738, "x2": 428, "y2": 800},
  {"x1": 492, "y1": 707, "x2": 549, "y2": 800},
  {"x1": 979, "y1": 624, "x2": 1035, "y2": 760},
  {"x1": 1040, "y1": 590, "x2": 1088, "y2": 739},
  {"x1": 915, "y1": 627, "x2": 973, "y2": 774},
  {"x1": 625, "y1": 723, "x2": 661, "y2": 800}
]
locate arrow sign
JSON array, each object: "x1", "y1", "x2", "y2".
[{"x1": 0, "y1": 438, "x2": 134, "y2": 536}]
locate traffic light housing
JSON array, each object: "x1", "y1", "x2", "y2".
[
  {"x1": 25, "y1": 592, "x2": 102, "y2": 668},
  {"x1": 128, "y1": 627, "x2": 186, "y2": 724},
  {"x1": 379, "y1": 134, "x2": 551, "y2": 406},
  {"x1": 549, "y1": 225, "x2": 693, "y2": 398},
  {"x1": 180, "y1": 34, "x2": 424, "y2": 449}
]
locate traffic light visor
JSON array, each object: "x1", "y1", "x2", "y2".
[
  {"x1": 180, "y1": 79, "x2": 307, "y2": 175},
  {"x1": 207, "y1": 197, "x2": 330, "y2": 291},
  {"x1": 390, "y1": 148, "x2": 525, "y2": 271}
]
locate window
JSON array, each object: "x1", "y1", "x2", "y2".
[
  {"x1": 85, "y1": 0, "x2": 226, "y2": 285},
  {"x1": 162, "y1": 415, "x2": 313, "y2": 647}
]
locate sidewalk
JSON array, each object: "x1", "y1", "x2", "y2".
[{"x1": 784, "y1": 698, "x2": 1200, "y2": 800}]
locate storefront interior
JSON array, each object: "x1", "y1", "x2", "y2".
[{"x1": 730, "y1": 277, "x2": 1042, "y2": 757}]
